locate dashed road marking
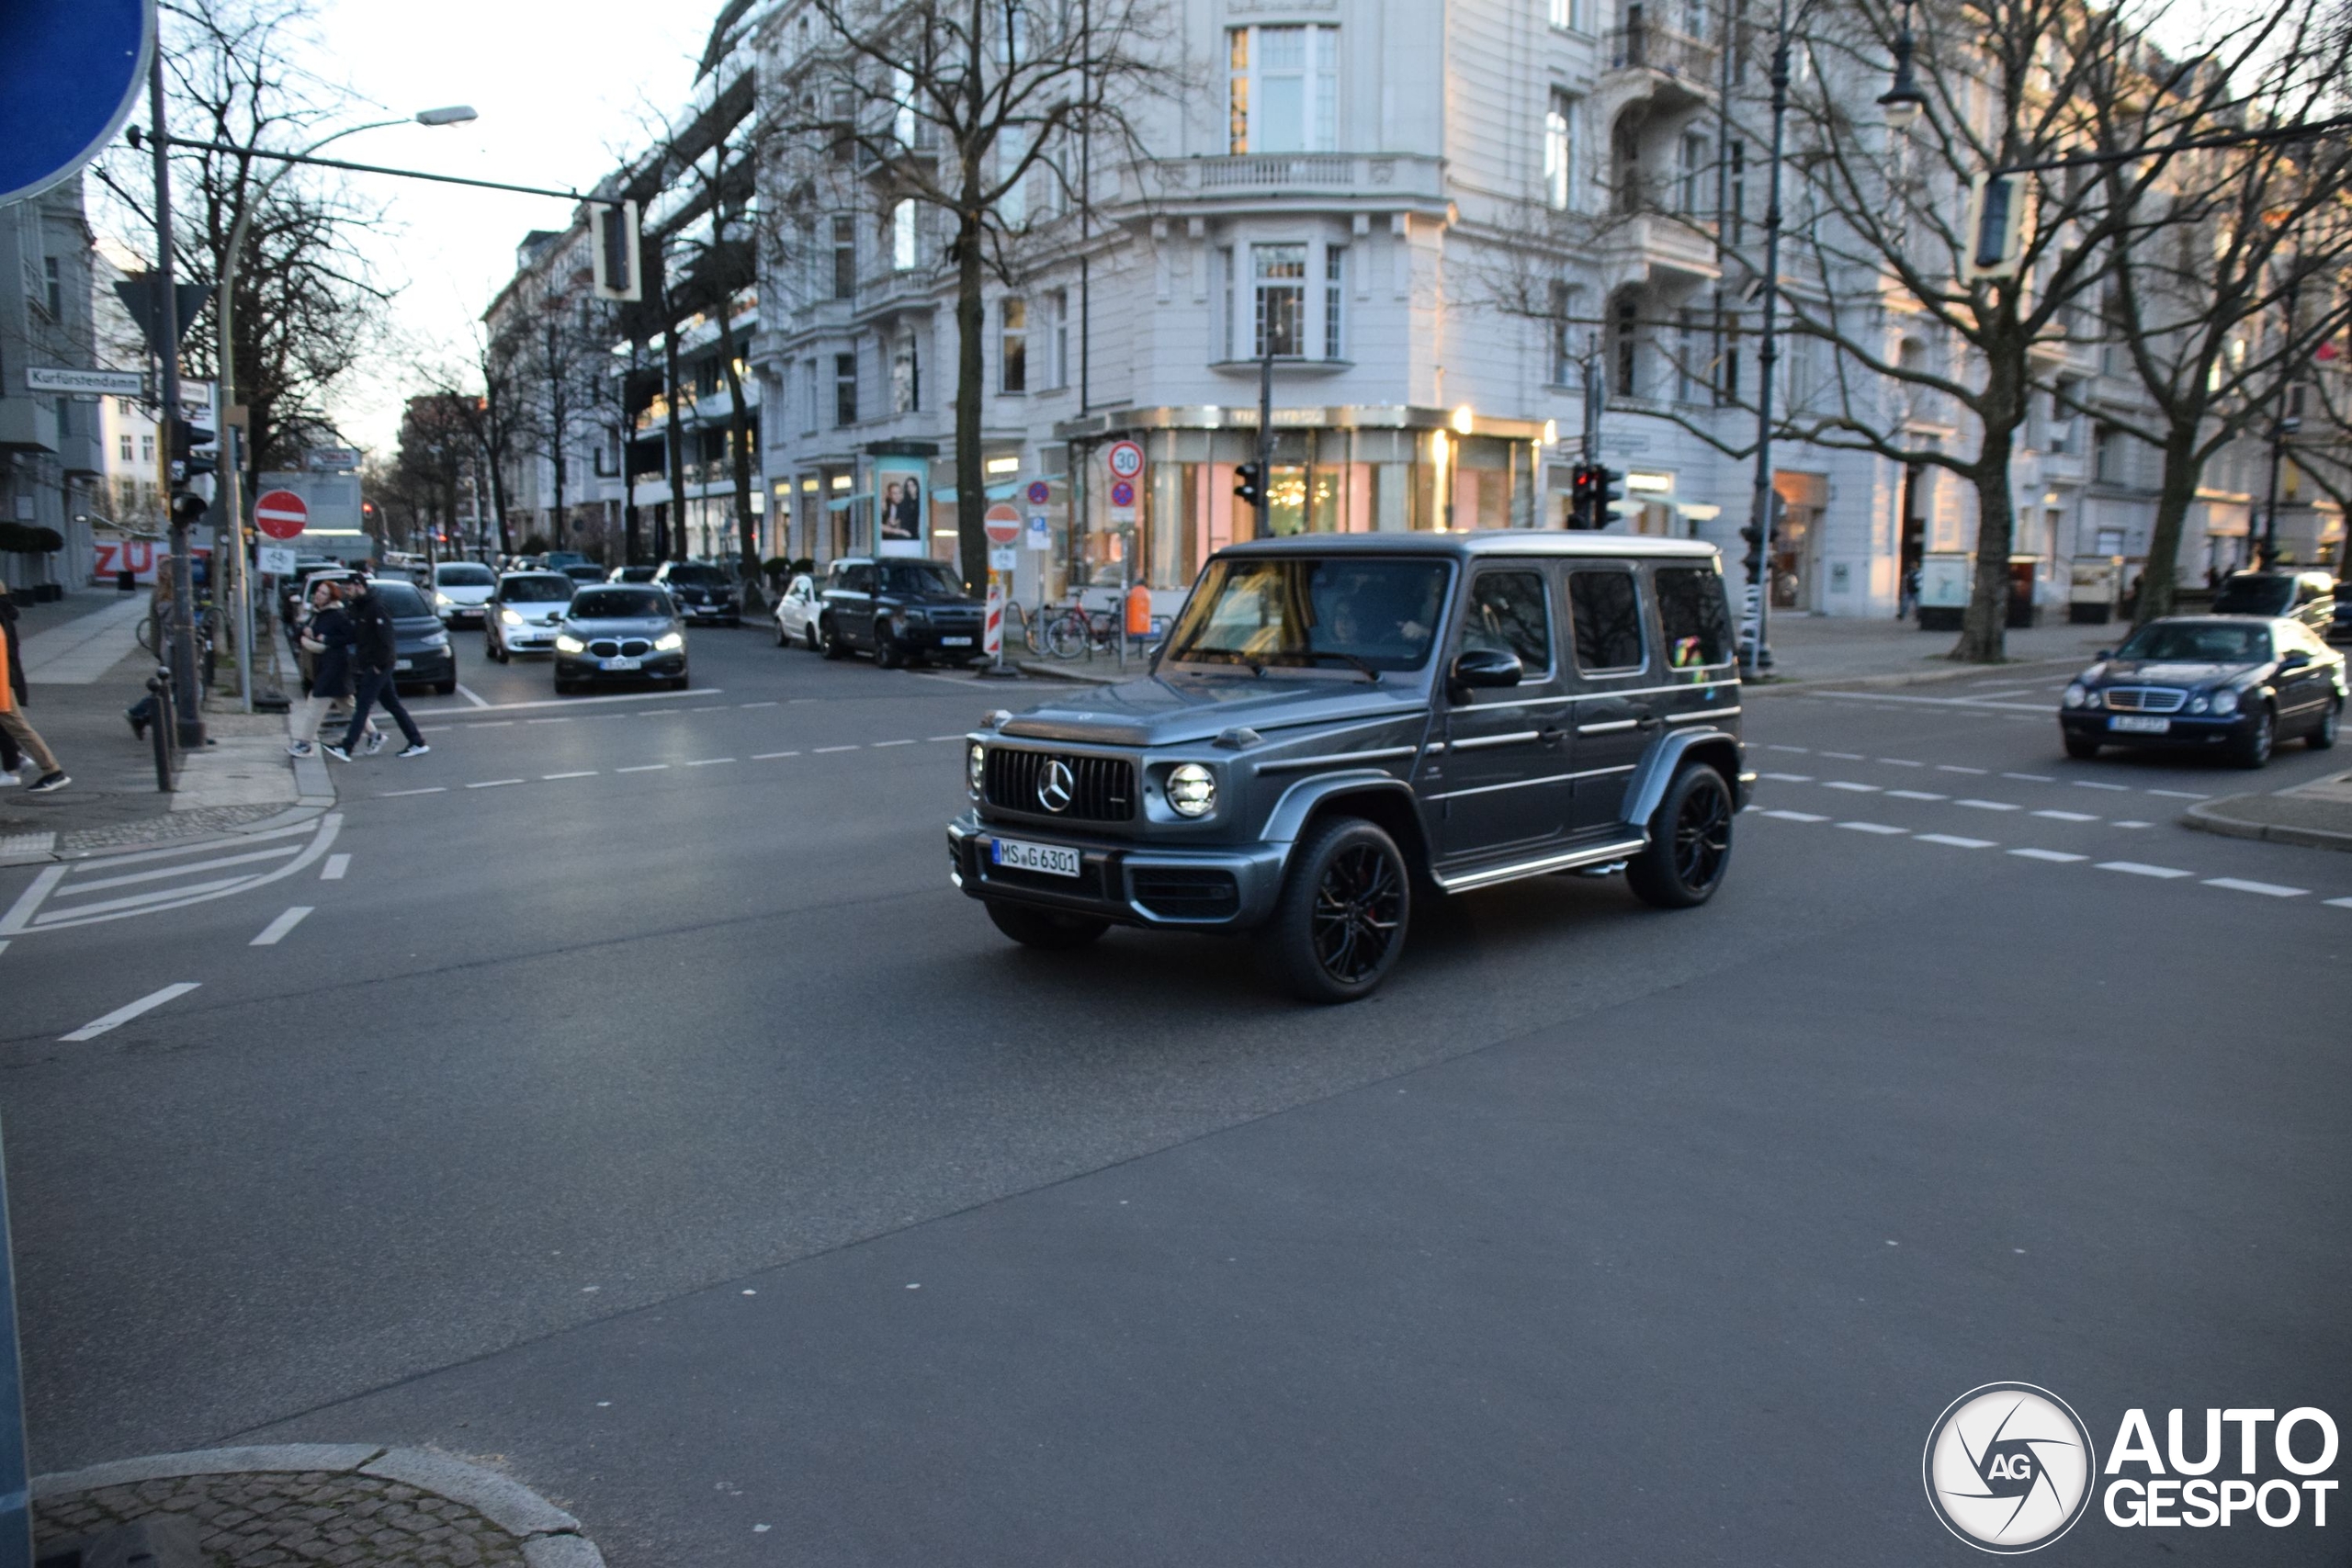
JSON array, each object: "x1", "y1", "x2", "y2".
[
  {"x1": 321, "y1": 854, "x2": 351, "y2": 881},
  {"x1": 871, "y1": 739, "x2": 915, "y2": 748},
  {"x1": 1760, "y1": 809, "x2": 1829, "y2": 822},
  {"x1": 814, "y1": 744, "x2": 858, "y2": 753},
  {"x1": 2031, "y1": 809, "x2": 2097, "y2": 822},
  {"x1": 1837, "y1": 821, "x2": 1908, "y2": 835},
  {"x1": 1821, "y1": 750, "x2": 1865, "y2": 760},
  {"x1": 251, "y1": 906, "x2": 314, "y2": 946},
  {"x1": 2113, "y1": 820, "x2": 2154, "y2": 829},
  {"x1": 2146, "y1": 788, "x2": 2211, "y2": 800},
  {"x1": 927, "y1": 735, "x2": 961, "y2": 742},
  {"x1": 1760, "y1": 772, "x2": 1813, "y2": 783},
  {"x1": 1916, "y1": 834, "x2": 1995, "y2": 849},
  {"x1": 2001, "y1": 772, "x2": 2053, "y2": 783},
  {"x1": 1766, "y1": 744, "x2": 1810, "y2": 754},
  {"x1": 526, "y1": 717, "x2": 571, "y2": 726},
  {"x1": 1937, "y1": 764, "x2": 1988, "y2": 775},
  {"x1": 2203, "y1": 877, "x2": 2307, "y2": 897},
  {"x1": 616, "y1": 763, "x2": 669, "y2": 773},
  {"x1": 1954, "y1": 799, "x2": 2020, "y2": 811},
  {"x1": 62, "y1": 982, "x2": 201, "y2": 1042},
  {"x1": 465, "y1": 721, "x2": 515, "y2": 729},
  {"x1": 2096, "y1": 862, "x2": 2192, "y2": 879},
  {"x1": 2074, "y1": 780, "x2": 2131, "y2": 791},
  {"x1": 544, "y1": 771, "x2": 597, "y2": 780},
  {"x1": 2327, "y1": 897, "x2": 2352, "y2": 909},
  {"x1": 2010, "y1": 849, "x2": 2087, "y2": 863},
  {"x1": 684, "y1": 757, "x2": 736, "y2": 766},
  {"x1": 740, "y1": 701, "x2": 778, "y2": 709},
  {"x1": 1886, "y1": 790, "x2": 1948, "y2": 801},
  {"x1": 1878, "y1": 758, "x2": 1925, "y2": 767},
  {"x1": 468, "y1": 779, "x2": 525, "y2": 789},
  {"x1": 1823, "y1": 781, "x2": 1881, "y2": 793},
  {"x1": 379, "y1": 786, "x2": 446, "y2": 797},
  {"x1": 752, "y1": 750, "x2": 798, "y2": 760}
]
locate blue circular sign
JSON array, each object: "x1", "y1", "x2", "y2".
[
  {"x1": 0, "y1": 0, "x2": 154, "y2": 207},
  {"x1": 1026, "y1": 480, "x2": 1050, "y2": 505},
  {"x1": 1110, "y1": 480, "x2": 1136, "y2": 509}
]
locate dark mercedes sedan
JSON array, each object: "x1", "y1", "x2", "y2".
[
  {"x1": 2059, "y1": 615, "x2": 2345, "y2": 768},
  {"x1": 553, "y1": 585, "x2": 689, "y2": 693}
]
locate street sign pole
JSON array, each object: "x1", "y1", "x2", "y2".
[{"x1": 148, "y1": 43, "x2": 205, "y2": 747}]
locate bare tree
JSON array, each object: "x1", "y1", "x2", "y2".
[{"x1": 782, "y1": 0, "x2": 1176, "y2": 588}]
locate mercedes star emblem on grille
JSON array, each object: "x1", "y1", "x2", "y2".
[{"x1": 1037, "y1": 759, "x2": 1076, "y2": 813}]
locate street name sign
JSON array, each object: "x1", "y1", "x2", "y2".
[
  {"x1": 27, "y1": 367, "x2": 143, "y2": 397},
  {"x1": 0, "y1": 0, "x2": 153, "y2": 206},
  {"x1": 254, "y1": 490, "x2": 308, "y2": 540}
]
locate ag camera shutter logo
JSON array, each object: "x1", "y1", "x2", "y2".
[{"x1": 1923, "y1": 1383, "x2": 2097, "y2": 1552}]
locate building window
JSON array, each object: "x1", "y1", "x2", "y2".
[
  {"x1": 1323, "y1": 246, "x2": 1346, "y2": 358},
  {"x1": 1549, "y1": 281, "x2": 1580, "y2": 386},
  {"x1": 1219, "y1": 247, "x2": 1236, "y2": 359},
  {"x1": 1548, "y1": 0, "x2": 1590, "y2": 29},
  {"x1": 43, "y1": 256, "x2": 62, "y2": 319},
  {"x1": 831, "y1": 215, "x2": 856, "y2": 299},
  {"x1": 834, "y1": 351, "x2": 858, "y2": 426},
  {"x1": 1678, "y1": 132, "x2": 1709, "y2": 215},
  {"x1": 1048, "y1": 288, "x2": 1070, "y2": 389},
  {"x1": 892, "y1": 200, "x2": 917, "y2": 271},
  {"x1": 1001, "y1": 299, "x2": 1028, "y2": 393},
  {"x1": 893, "y1": 332, "x2": 921, "y2": 414},
  {"x1": 1675, "y1": 309, "x2": 1702, "y2": 402},
  {"x1": 801, "y1": 359, "x2": 819, "y2": 434},
  {"x1": 1252, "y1": 243, "x2": 1307, "y2": 357},
  {"x1": 1544, "y1": 92, "x2": 1577, "y2": 210},
  {"x1": 1611, "y1": 293, "x2": 1640, "y2": 398},
  {"x1": 1227, "y1": 25, "x2": 1339, "y2": 155},
  {"x1": 141, "y1": 434, "x2": 155, "y2": 464},
  {"x1": 119, "y1": 434, "x2": 133, "y2": 464}
]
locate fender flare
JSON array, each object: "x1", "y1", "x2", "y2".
[
  {"x1": 1621, "y1": 728, "x2": 1744, "y2": 828},
  {"x1": 1259, "y1": 768, "x2": 1421, "y2": 845}
]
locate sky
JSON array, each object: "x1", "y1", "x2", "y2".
[{"x1": 113, "y1": 1, "x2": 723, "y2": 457}]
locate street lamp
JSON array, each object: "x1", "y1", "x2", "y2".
[
  {"x1": 1739, "y1": 0, "x2": 1927, "y2": 677},
  {"x1": 213, "y1": 105, "x2": 474, "y2": 709}
]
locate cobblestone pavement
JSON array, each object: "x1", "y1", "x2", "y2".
[{"x1": 36, "y1": 1471, "x2": 531, "y2": 1566}]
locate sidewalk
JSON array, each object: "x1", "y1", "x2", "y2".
[
  {"x1": 2, "y1": 589, "x2": 329, "y2": 866},
  {"x1": 2185, "y1": 769, "x2": 2352, "y2": 852}
]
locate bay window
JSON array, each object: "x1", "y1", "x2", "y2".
[{"x1": 1227, "y1": 26, "x2": 1339, "y2": 155}]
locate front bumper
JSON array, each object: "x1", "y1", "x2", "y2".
[
  {"x1": 677, "y1": 602, "x2": 739, "y2": 623},
  {"x1": 438, "y1": 604, "x2": 489, "y2": 626},
  {"x1": 501, "y1": 624, "x2": 562, "y2": 653},
  {"x1": 555, "y1": 651, "x2": 687, "y2": 682},
  {"x1": 897, "y1": 623, "x2": 985, "y2": 657},
  {"x1": 392, "y1": 649, "x2": 455, "y2": 686},
  {"x1": 2060, "y1": 708, "x2": 2255, "y2": 750},
  {"x1": 947, "y1": 810, "x2": 1289, "y2": 931}
]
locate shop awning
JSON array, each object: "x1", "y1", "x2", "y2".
[{"x1": 933, "y1": 480, "x2": 1026, "y2": 503}]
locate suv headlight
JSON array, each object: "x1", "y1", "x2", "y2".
[
  {"x1": 1166, "y1": 762, "x2": 1216, "y2": 818},
  {"x1": 554, "y1": 633, "x2": 585, "y2": 654},
  {"x1": 2062, "y1": 683, "x2": 2086, "y2": 708},
  {"x1": 967, "y1": 742, "x2": 987, "y2": 795},
  {"x1": 655, "y1": 631, "x2": 684, "y2": 650},
  {"x1": 422, "y1": 630, "x2": 449, "y2": 649},
  {"x1": 2210, "y1": 687, "x2": 2240, "y2": 716}
]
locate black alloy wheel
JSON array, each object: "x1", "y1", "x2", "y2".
[
  {"x1": 2310, "y1": 699, "x2": 2340, "y2": 750},
  {"x1": 2233, "y1": 705, "x2": 2276, "y2": 769},
  {"x1": 876, "y1": 637, "x2": 907, "y2": 670},
  {"x1": 820, "y1": 617, "x2": 847, "y2": 660},
  {"x1": 986, "y1": 899, "x2": 1109, "y2": 949},
  {"x1": 1264, "y1": 816, "x2": 1411, "y2": 1004},
  {"x1": 1626, "y1": 764, "x2": 1735, "y2": 909}
]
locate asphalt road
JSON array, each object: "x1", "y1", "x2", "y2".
[{"x1": 3, "y1": 625, "x2": 2346, "y2": 1565}]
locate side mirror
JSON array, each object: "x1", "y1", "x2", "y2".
[
  {"x1": 1449, "y1": 648, "x2": 1523, "y2": 697},
  {"x1": 2278, "y1": 649, "x2": 2311, "y2": 670}
]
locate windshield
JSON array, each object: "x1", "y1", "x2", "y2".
[
  {"x1": 1163, "y1": 557, "x2": 1452, "y2": 672},
  {"x1": 881, "y1": 561, "x2": 964, "y2": 596},
  {"x1": 435, "y1": 564, "x2": 493, "y2": 587},
  {"x1": 571, "y1": 589, "x2": 672, "y2": 619},
  {"x1": 613, "y1": 567, "x2": 656, "y2": 582},
  {"x1": 2211, "y1": 577, "x2": 2294, "y2": 616},
  {"x1": 502, "y1": 575, "x2": 574, "y2": 604},
  {"x1": 664, "y1": 565, "x2": 726, "y2": 585},
  {"x1": 2114, "y1": 622, "x2": 2272, "y2": 663},
  {"x1": 370, "y1": 582, "x2": 431, "y2": 617}
]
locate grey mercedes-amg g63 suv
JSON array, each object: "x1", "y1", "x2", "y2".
[{"x1": 948, "y1": 533, "x2": 1750, "y2": 1001}]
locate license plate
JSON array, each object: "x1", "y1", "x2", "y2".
[
  {"x1": 2110, "y1": 715, "x2": 2169, "y2": 734},
  {"x1": 940, "y1": 636, "x2": 973, "y2": 647},
  {"x1": 990, "y1": 838, "x2": 1080, "y2": 877},
  {"x1": 600, "y1": 656, "x2": 641, "y2": 671},
  {"x1": 393, "y1": 659, "x2": 413, "y2": 671}
]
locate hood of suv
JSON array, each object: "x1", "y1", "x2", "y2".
[{"x1": 1001, "y1": 670, "x2": 1429, "y2": 747}]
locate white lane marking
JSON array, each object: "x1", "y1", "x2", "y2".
[
  {"x1": 688, "y1": 706, "x2": 728, "y2": 714},
  {"x1": 526, "y1": 717, "x2": 571, "y2": 726},
  {"x1": 2203, "y1": 878, "x2": 2307, "y2": 898},
  {"x1": 2327, "y1": 897, "x2": 2352, "y2": 909},
  {"x1": 322, "y1": 854, "x2": 351, "y2": 880},
  {"x1": 37, "y1": 876, "x2": 259, "y2": 921},
  {"x1": 1878, "y1": 758, "x2": 1924, "y2": 767},
  {"x1": 2001, "y1": 772, "x2": 2054, "y2": 783},
  {"x1": 1823, "y1": 781, "x2": 1881, "y2": 793},
  {"x1": 1821, "y1": 750, "x2": 1865, "y2": 760},
  {"x1": 2097, "y1": 862, "x2": 2193, "y2": 879},
  {"x1": 1837, "y1": 821, "x2": 1908, "y2": 835},
  {"x1": 616, "y1": 764, "x2": 669, "y2": 773},
  {"x1": 2010, "y1": 848, "x2": 2087, "y2": 863},
  {"x1": 62, "y1": 982, "x2": 202, "y2": 1042},
  {"x1": 543, "y1": 771, "x2": 598, "y2": 780},
  {"x1": 2113, "y1": 820, "x2": 2153, "y2": 829},
  {"x1": 455, "y1": 684, "x2": 492, "y2": 708},
  {"x1": 25, "y1": 817, "x2": 344, "y2": 933},
  {"x1": 1886, "y1": 790, "x2": 1948, "y2": 801},
  {"x1": 403, "y1": 688, "x2": 725, "y2": 716},
  {"x1": 2074, "y1": 780, "x2": 2131, "y2": 791},
  {"x1": 465, "y1": 720, "x2": 515, "y2": 729},
  {"x1": 2031, "y1": 809, "x2": 2098, "y2": 822},
  {"x1": 1759, "y1": 809, "x2": 1829, "y2": 822},
  {"x1": 1760, "y1": 772, "x2": 1813, "y2": 782},
  {"x1": 1936, "y1": 764, "x2": 1988, "y2": 775},
  {"x1": 1954, "y1": 799, "x2": 2020, "y2": 812},
  {"x1": 871, "y1": 739, "x2": 915, "y2": 749},
  {"x1": 0, "y1": 941, "x2": 9, "y2": 957},
  {"x1": 0, "y1": 865, "x2": 70, "y2": 935},
  {"x1": 378, "y1": 786, "x2": 447, "y2": 797},
  {"x1": 752, "y1": 751, "x2": 798, "y2": 760},
  {"x1": 1815, "y1": 691, "x2": 2054, "y2": 714},
  {"x1": 2145, "y1": 788, "x2": 2210, "y2": 800},
  {"x1": 1766, "y1": 744, "x2": 1810, "y2": 754},
  {"x1": 251, "y1": 906, "x2": 314, "y2": 946},
  {"x1": 635, "y1": 709, "x2": 679, "y2": 716},
  {"x1": 65, "y1": 820, "x2": 318, "y2": 870},
  {"x1": 740, "y1": 701, "x2": 778, "y2": 709},
  {"x1": 927, "y1": 735, "x2": 961, "y2": 742},
  {"x1": 814, "y1": 745, "x2": 859, "y2": 753},
  {"x1": 684, "y1": 757, "x2": 736, "y2": 766},
  {"x1": 467, "y1": 778, "x2": 525, "y2": 789},
  {"x1": 53, "y1": 843, "x2": 304, "y2": 897},
  {"x1": 1916, "y1": 833, "x2": 1996, "y2": 849}
]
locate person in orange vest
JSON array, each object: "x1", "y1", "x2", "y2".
[{"x1": 0, "y1": 581, "x2": 69, "y2": 793}]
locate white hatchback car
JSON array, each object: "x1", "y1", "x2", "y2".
[
  {"x1": 773, "y1": 573, "x2": 821, "y2": 649},
  {"x1": 432, "y1": 560, "x2": 498, "y2": 626}
]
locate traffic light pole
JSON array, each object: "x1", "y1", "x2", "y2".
[
  {"x1": 148, "y1": 48, "x2": 205, "y2": 747},
  {"x1": 1254, "y1": 345, "x2": 1273, "y2": 538},
  {"x1": 1739, "y1": 0, "x2": 1796, "y2": 679}
]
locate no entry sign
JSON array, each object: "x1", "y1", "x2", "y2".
[
  {"x1": 254, "y1": 489, "x2": 309, "y2": 540},
  {"x1": 983, "y1": 503, "x2": 1023, "y2": 545}
]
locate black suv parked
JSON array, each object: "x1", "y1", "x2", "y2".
[
  {"x1": 820, "y1": 556, "x2": 986, "y2": 667},
  {"x1": 948, "y1": 534, "x2": 1750, "y2": 1002},
  {"x1": 652, "y1": 561, "x2": 741, "y2": 625}
]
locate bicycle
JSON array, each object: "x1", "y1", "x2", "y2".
[
  {"x1": 139, "y1": 593, "x2": 220, "y2": 690},
  {"x1": 1041, "y1": 594, "x2": 1127, "y2": 660}
]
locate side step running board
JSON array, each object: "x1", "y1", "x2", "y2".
[{"x1": 1433, "y1": 837, "x2": 1649, "y2": 893}]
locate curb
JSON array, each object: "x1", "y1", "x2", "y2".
[
  {"x1": 0, "y1": 719, "x2": 335, "y2": 868},
  {"x1": 2181, "y1": 798, "x2": 2352, "y2": 853},
  {"x1": 1739, "y1": 652, "x2": 2089, "y2": 698},
  {"x1": 33, "y1": 1444, "x2": 603, "y2": 1565},
  {"x1": 1016, "y1": 659, "x2": 1126, "y2": 684}
]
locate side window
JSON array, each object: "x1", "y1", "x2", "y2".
[
  {"x1": 1566, "y1": 569, "x2": 1646, "y2": 672},
  {"x1": 845, "y1": 564, "x2": 874, "y2": 593},
  {"x1": 1654, "y1": 566, "x2": 1735, "y2": 669},
  {"x1": 1459, "y1": 570, "x2": 1552, "y2": 673}
]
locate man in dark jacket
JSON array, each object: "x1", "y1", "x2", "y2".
[{"x1": 322, "y1": 579, "x2": 427, "y2": 761}]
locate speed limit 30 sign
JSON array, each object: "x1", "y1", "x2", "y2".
[{"x1": 1104, "y1": 440, "x2": 1145, "y2": 480}]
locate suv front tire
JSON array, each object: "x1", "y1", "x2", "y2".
[
  {"x1": 1263, "y1": 815, "x2": 1411, "y2": 1004},
  {"x1": 1626, "y1": 763, "x2": 1735, "y2": 909}
]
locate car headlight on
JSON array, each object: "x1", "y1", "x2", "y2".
[
  {"x1": 435, "y1": 592, "x2": 454, "y2": 609},
  {"x1": 2188, "y1": 694, "x2": 2210, "y2": 714},
  {"x1": 554, "y1": 634, "x2": 585, "y2": 654},
  {"x1": 1166, "y1": 762, "x2": 1216, "y2": 818},
  {"x1": 2062, "y1": 683, "x2": 2086, "y2": 708},
  {"x1": 501, "y1": 608, "x2": 524, "y2": 626},
  {"x1": 967, "y1": 742, "x2": 987, "y2": 795},
  {"x1": 2210, "y1": 688, "x2": 2240, "y2": 716},
  {"x1": 422, "y1": 631, "x2": 449, "y2": 649},
  {"x1": 655, "y1": 631, "x2": 684, "y2": 651}
]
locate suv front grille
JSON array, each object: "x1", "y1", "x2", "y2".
[
  {"x1": 2106, "y1": 687, "x2": 2186, "y2": 714},
  {"x1": 985, "y1": 749, "x2": 1136, "y2": 821}
]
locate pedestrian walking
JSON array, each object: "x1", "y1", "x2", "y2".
[
  {"x1": 0, "y1": 581, "x2": 68, "y2": 793},
  {"x1": 287, "y1": 578, "x2": 365, "y2": 757},
  {"x1": 322, "y1": 576, "x2": 427, "y2": 761}
]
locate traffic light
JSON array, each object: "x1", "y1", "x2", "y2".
[
  {"x1": 1963, "y1": 172, "x2": 2027, "y2": 281},
  {"x1": 1234, "y1": 462, "x2": 1264, "y2": 509},
  {"x1": 168, "y1": 416, "x2": 217, "y2": 480},
  {"x1": 1598, "y1": 466, "x2": 1626, "y2": 521},
  {"x1": 168, "y1": 491, "x2": 209, "y2": 528},
  {"x1": 592, "y1": 201, "x2": 643, "y2": 301},
  {"x1": 1568, "y1": 464, "x2": 1600, "y2": 529}
]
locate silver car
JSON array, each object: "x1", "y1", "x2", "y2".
[
  {"x1": 773, "y1": 572, "x2": 821, "y2": 649},
  {"x1": 485, "y1": 571, "x2": 575, "y2": 660},
  {"x1": 432, "y1": 560, "x2": 498, "y2": 626}
]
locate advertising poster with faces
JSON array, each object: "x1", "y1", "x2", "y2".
[{"x1": 876, "y1": 457, "x2": 927, "y2": 557}]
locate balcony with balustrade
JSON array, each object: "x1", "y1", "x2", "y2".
[
  {"x1": 1601, "y1": 6, "x2": 1718, "y2": 112},
  {"x1": 1145, "y1": 152, "x2": 1447, "y2": 216}
]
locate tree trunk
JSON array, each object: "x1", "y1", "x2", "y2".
[
  {"x1": 2136, "y1": 424, "x2": 2204, "y2": 626},
  {"x1": 715, "y1": 297, "x2": 766, "y2": 612},
  {"x1": 663, "y1": 325, "x2": 689, "y2": 562},
  {"x1": 1954, "y1": 436, "x2": 2018, "y2": 663},
  {"x1": 954, "y1": 207, "x2": 988, "y2": 593}
]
